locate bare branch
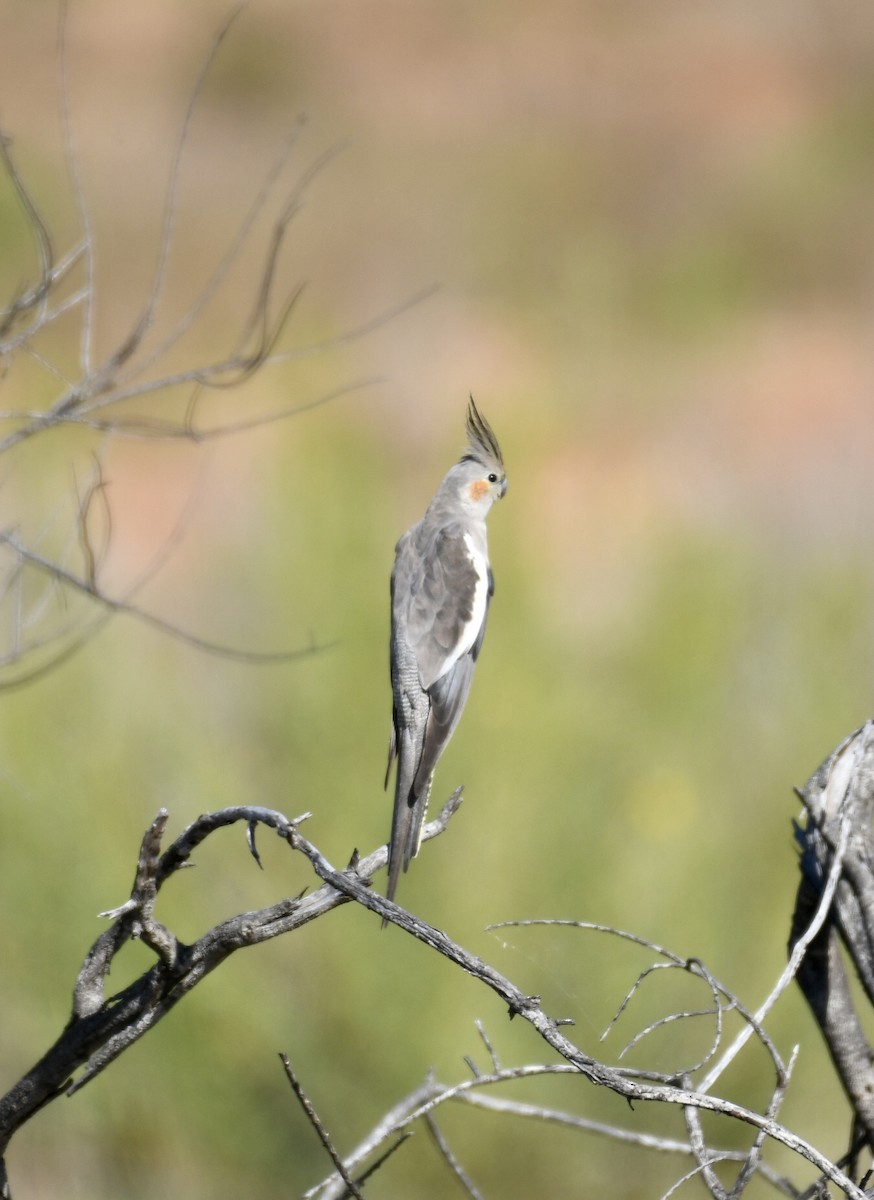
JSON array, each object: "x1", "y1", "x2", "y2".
[
  {"x1": 2, "y1": 746, "x2": 862, "y2": 1196},
  {"x1": 491, "y1": 920, "x2": 788, "y2": 1088},
  {"x1": 0, "y1": 791, "x2": 466, "y2": 1160},
  {"x1": 287, "y1": 835, "x2": 866, "y2": 1195},
  {"x1": 696, "y1": 737, "x2": 855, "y2": 1096},
  {"x1": 683, "y1": 1079, "x2": 730, "y2": 1200},
  {"x1": 0, "y1": 531, "x2": 323, "y2": 671},
  {"x1": 281, "y1": 1055, "x2": 366, "y2": 1200},
  {"x1": 475, "y1": 1020, "x2": 502, "y2": 1074},
  {"x1": 790, "y1": 721, "x2": 874, "y2": 1150},
  {"x1": 124, "y1": 6, "x2": 247, "y2": 370},
  {"x1": 0, "y1": 8, "x2": 434, "y2": 692},
  {"x1": 56, "y1": 0, "x2": 92, "y2": 376},
  {"x1": 304, "y1": 1077, "x2": 436, "y2": 1200},
  {"x1": 728, "y1": 1047, "x2": 798, "y2": 1199},
  {"x1": 425, "y1": 1113, "x2": 484, "y2": 1200},
  {"x1": 308, "y1": 1060, "x2": 803, "y2": 1200}
]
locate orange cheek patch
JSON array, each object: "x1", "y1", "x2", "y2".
[{"x1": 469, "y1": 480, "x2": 490, "y2": 501}]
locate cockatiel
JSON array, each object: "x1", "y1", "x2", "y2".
[{"x1": 384, "y1": 398, "x2": 507, "y2": 908}]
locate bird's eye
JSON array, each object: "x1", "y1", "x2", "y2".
[{"x1": 488, "y1": 473, "x2": 498, "y2": 483}]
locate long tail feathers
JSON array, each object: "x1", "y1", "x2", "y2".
[
  {"x1": 384, "y1": 729, "x2": 431, "y2": 926},
  {"x1": 385, "y1": 799, "x2": 412, "y2": 907}
]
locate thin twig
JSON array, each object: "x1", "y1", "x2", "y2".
[
  {"x1": 280, "y1": 1055, "x2": 365, "y2": 1200},
  {"x1": 56, "y1": 0, "x2": 93, "y2": 376},
  {"x1": 682, "y1": 1077, "x2": 730, "y2": 1200},
  {"x1": 288, "y1": 845, "x2": 865, "y2": 1197},
  {"x1": 699, "y1": 780, "x2": 852, "y2": 1094},
  {"x1": 425, "y1": 1114, "x2": 484, "y2": 1200},
  {"x1": 0, "y1": 532, "x2": 325, "y2": 666}
]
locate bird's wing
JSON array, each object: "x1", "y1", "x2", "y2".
[
  {"x1": 406, "y1": 525, "x2": 491, "y2": 689},
  {"x1": 384, "y1": 546, "x2": 404, "y2": 792},
  {"x1": 410, "y1": 530, "x2": 494, "y2": 797},
  {"x1": 385, "y1": 529, "x2": 430, "y2": 903}
]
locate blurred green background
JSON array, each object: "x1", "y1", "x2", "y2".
[{"x1": 1, "y1": 2, "x2": 874, "y2": 1196}]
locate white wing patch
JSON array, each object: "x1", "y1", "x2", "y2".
[{"x1": 455, "y1": 532, "x2": 489, "y2": 660}]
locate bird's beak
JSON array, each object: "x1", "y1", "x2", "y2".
[{"x1": 500, "y1": 478, "x2": 508, "y2": 499}]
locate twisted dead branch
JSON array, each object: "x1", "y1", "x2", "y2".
[
  {"x1": 791, "y1": 722, "x2": 874, "y2": 1154},
  {"x1": 4, "y1": 768, "x2": 867, "y2": 1200},
  {"x1": 0, "y1": 790, "x2": 465, "y2": 1167}
]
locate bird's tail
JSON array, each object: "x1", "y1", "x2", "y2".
[
  {"x1": 385, "y1": 732, "x2": 431, "y2": 924},
  {"x1": 404, "y1": 775, "x2": 433, "y2": 866}
]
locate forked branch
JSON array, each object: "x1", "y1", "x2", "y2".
[
  {"x1": 0, "y1": 8, "x2": 427, "y2": 690},
  {"x1": 0, "y1": 744, "x2": 871, "y2": 1200},
  {"x1": 0, "y1": 790, "x2": 466, "y2": 1167}
]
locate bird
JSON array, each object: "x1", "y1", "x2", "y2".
[{"x1": 384, "y1": 397, "x2": 507, "y2": 910}]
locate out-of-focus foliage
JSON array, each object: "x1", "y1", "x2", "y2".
[{"x1": 1, "y1": 2, "x2": 873, "y2": 1196}]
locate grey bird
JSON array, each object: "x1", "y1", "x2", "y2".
[{"x1": 384, "y1": 398, "x2": 507, "y2": 908}]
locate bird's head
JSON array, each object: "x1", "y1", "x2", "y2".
[{"x1": 453, "y1": 397, "x2": 507, "y2": 513}]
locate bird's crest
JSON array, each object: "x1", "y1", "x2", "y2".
[{"x1": 462, "y1": 396, "x2": 504, "y2": 470}]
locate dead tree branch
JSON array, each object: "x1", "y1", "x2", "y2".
[
  {"x1": 286, "y1": 832, "x2": 865, "y2": 1195},
  {"x1": 0, "y1": 8, "x2": 432, "y2": 690},
  {"x1": 281, "y1": 1055, "x2": 368, "y2": 1200},
  {"x1": 2, "y1": 732, "x2": 873, "y2": 1199},
  {"x1": 0, "y1": 790, "x2": 465, "y2": 1172},
  {"x1": 791, "y1": 720, "x2": 874, "y2": 1151}
]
